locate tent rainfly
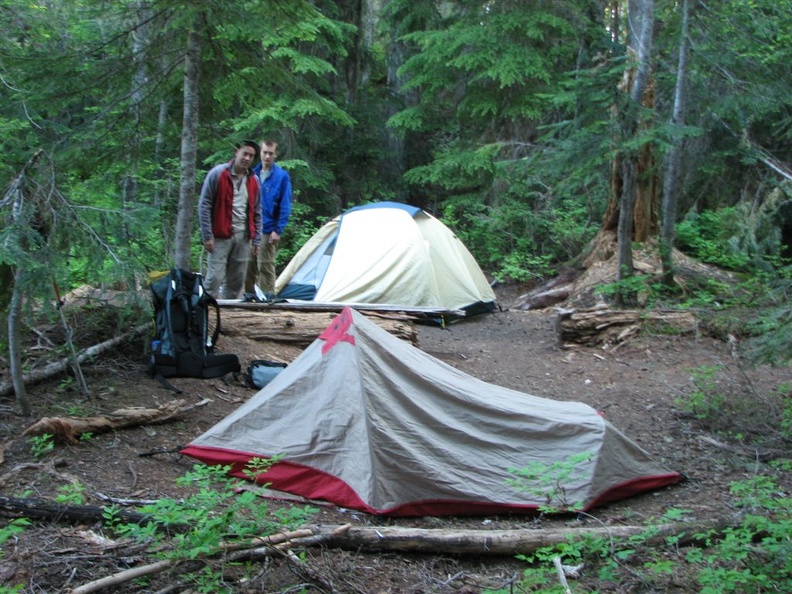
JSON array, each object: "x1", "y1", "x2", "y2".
[
  {"x1": 274, "y1": 201, "x2": 497, "y2": 317},
  {"x1": 182, "y1": 307, "x2": 682, "y2": 517}
]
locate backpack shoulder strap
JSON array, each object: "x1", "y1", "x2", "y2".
[{"x1": 203, "y1": 292, "x2": 221, "y2": 351}]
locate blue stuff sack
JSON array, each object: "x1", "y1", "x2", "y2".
[{"x1": 245, "y1": 360, "x2": 287, "y2": 389}]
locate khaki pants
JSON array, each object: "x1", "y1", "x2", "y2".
[
  {"x1": 245, "y1": 240, "x2": 278, "y2": 294},
  {"x1": 204, "y1": 231, "x2": 251, "y2": 299}
]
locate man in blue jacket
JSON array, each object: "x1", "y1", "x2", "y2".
[{"x1": 245, "y1": 138, "x2": 293, "y2": 294}]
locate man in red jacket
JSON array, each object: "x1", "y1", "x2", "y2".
[{"x1": 198, "y1": 140, "x2": 262, "y2": 299}]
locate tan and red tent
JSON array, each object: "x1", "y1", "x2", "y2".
[{"x1": 182, "y1": 308, "x2": 681, "y2": 516}]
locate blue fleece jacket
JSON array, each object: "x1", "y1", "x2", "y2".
[{"x1": 253, "y1": 162, "x2": 292, "y2": 235}]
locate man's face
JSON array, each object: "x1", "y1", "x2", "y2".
[
  {"x1": 235, "y1": 146, "x2": 256, "y2": 169},
  {"x1": 261, "y1": 144, "x2": 278, "y2": 168}
]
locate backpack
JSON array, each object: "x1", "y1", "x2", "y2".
[{"x1": 148, "y1": 269, "x2": 240, "y2": 387}]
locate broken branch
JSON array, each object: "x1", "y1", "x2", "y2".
[
  {"x1": 22, "y1": 399, "x2": 208, "y2": 444},
  {"x1": 0, "y1": 323, "x2": 151, "y2": 398}
]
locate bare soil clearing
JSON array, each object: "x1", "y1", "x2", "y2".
[{"x1": 1, "y1": 282, "x2": 790, "y2": 593}]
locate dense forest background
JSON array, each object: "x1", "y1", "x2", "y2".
[{"x1": 2, "y1": 0, "x2": 792, "y2": 356}]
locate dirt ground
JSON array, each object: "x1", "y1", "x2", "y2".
[{"x1": 1, "y1": 282, "x2": 790, "y2": 593}]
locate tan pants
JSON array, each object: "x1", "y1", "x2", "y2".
[
  {"x1": 245, "y1": 240, "x2": 278, "y2": 294},
  {"x1": 204, "y1": 231, "x2": 251, "y2": 299}
]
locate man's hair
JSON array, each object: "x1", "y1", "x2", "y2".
[{"x1": 238, "y1": 139, "x2": 260, "y2": 156}]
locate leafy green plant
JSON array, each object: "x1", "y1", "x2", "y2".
[
  {"x1": 28, "y1": 434, "x2": 54, "y2": 458},
  {"x1": 674, "y1": 365, "x2": 726, "y2": 420},
  {"x1": 105, "y1": 463, "x2": 316, "y2": 591},
  {"x1": 0, "y1": 518, "x2": 29, "y2": 546},
  {"x1": 746, "y1": 306, "x2": 792, "y2": 366},
  {"x1": 676, "y1": 209, "x2": 753, "y2": 272},
  {"x1": 597, "y1": 272, "x2": 668, "y2": 307},
  {"x1": 66, "y1": 404, "x2": 92, "y2": 417},
  {"x1": 56, "y1": 376, "x2": 75, "y2": 393},
  {"x1": 240, "y1": 456, "x2": 277, "y2": 482},
  {"x1": 689, "y1": 474, "x2": 792, "y2": 593},
  {"x1": 55, "y1": 482, "x2": 87, "y2": 505},
  {"x1": 493, "y1": 472, "x2": 792, "y2": 594},
  {"x1": 507, "y1": 452, "x2": 593, "y2": 513},
  {"x1": 0, "y1": 518, "x2": 29, "y2": 594},
  {"x1": 780, "y1": 383, "x2": 792, "y2": 440},
  {"x1": 491, "y1": 252, "x2": 553, "y2": 284}
]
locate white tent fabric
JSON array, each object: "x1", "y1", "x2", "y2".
[
  {"x1": 182, "y1": 308, "x2": 681, "y2": 517},
  {"x1": 274, "y1": 202, "x2": 497, "y2": 315}
]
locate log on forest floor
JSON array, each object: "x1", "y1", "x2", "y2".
[
  {"x1": 0, "y1": 323, "x2": 151, "y2": 399},
  {"x1": 21, "y1": 399, "x2": 208, "y2": 444},
  {"x1": 0, "y1": 495, "x2": 152, "y2": 526},
  {"x1": 310, "y1": 519, "x2": 723, "y2": 555},
  {"x1": 0, "y1": 495, "x2": 725, "y2": 557},
  {"x1": 220, "y1": 309, "x2": 418, "y2": 347},
  {"x1": 555, "y1": 306, "x2": 698, "y2": 348}
]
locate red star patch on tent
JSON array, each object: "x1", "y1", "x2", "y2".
[{"x1": 319, "y1": 307, "x2": 356, "y2": 355}]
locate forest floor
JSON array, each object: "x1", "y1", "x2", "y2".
[{"x1": 1, "y1": 281, "x2": 791, "y2": 593}]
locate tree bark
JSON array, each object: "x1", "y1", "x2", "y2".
[
  {"x1": 173, "y1": 18, "x2": 202, "y2": 270},
  {"x1": 617, "y1": 0, "x2": 654, "y2": 294},
  {"x1": 597, "y1": 0, "x2": 657, "y2": 306},
  {"x1": 220, "y1": 309, "x2": 418, "y2": 346},
  {"x1": 3, "y1": 151, "x2": 45, "y2": 415},
  {"x1": 661, "y1": 0, "x2": 691, "y2": 286},
  {"x1": 8, "y1": 267, "x2": 30, "y2": 415},
  {"x1": 590, "y1": 0, "x2": 658, "y2": 284}
]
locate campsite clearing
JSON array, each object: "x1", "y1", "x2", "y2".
[{"x1": 1, "y1": 282, "x2": 790, "y2": 593}]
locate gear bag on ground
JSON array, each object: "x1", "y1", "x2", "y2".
[{"x1": 148, "y1": 268, "x2": 240, "y2": 381}]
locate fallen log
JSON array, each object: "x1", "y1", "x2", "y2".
[
  {"x1": 0, "y1": 323, "x2": 151, "y2": 398},
  {"x1": 68, "y1": 526, "x2": 350, "y2": 594},
  {"x1": 555, "y1": 306, "x2": 697, "y2": 348},
  {"x1": 311, "y1": 519, "x2": 724, "y2": 555},
  {"x1": 512, "y1": 268, "x2": 580, "y2": 311},
  {"x1": 514, "y1": 286, "x2": 571, "y2": 311},
  {"x1": 1, "y1": 494, "x2": 726, "y2": 558},
  {"x1": 220, "y1": 309, "x2": 418, "y2": 346},
  {"x1": 22, "y1": 399, "x2": 209, "y2": 444},
  {"x1": 0, "y1": 495, "x2": 151, "y2": 525}
]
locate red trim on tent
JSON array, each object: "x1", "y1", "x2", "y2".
[
  {"x1": 181, "y1": 445, "x2": 683, "y2": 517},
  {"x1": 181, "y1": 445, "x2": 373, "y2": 512},
  {"x1": 584, "y1": 473, "x2": 684, "y2": 510}
]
